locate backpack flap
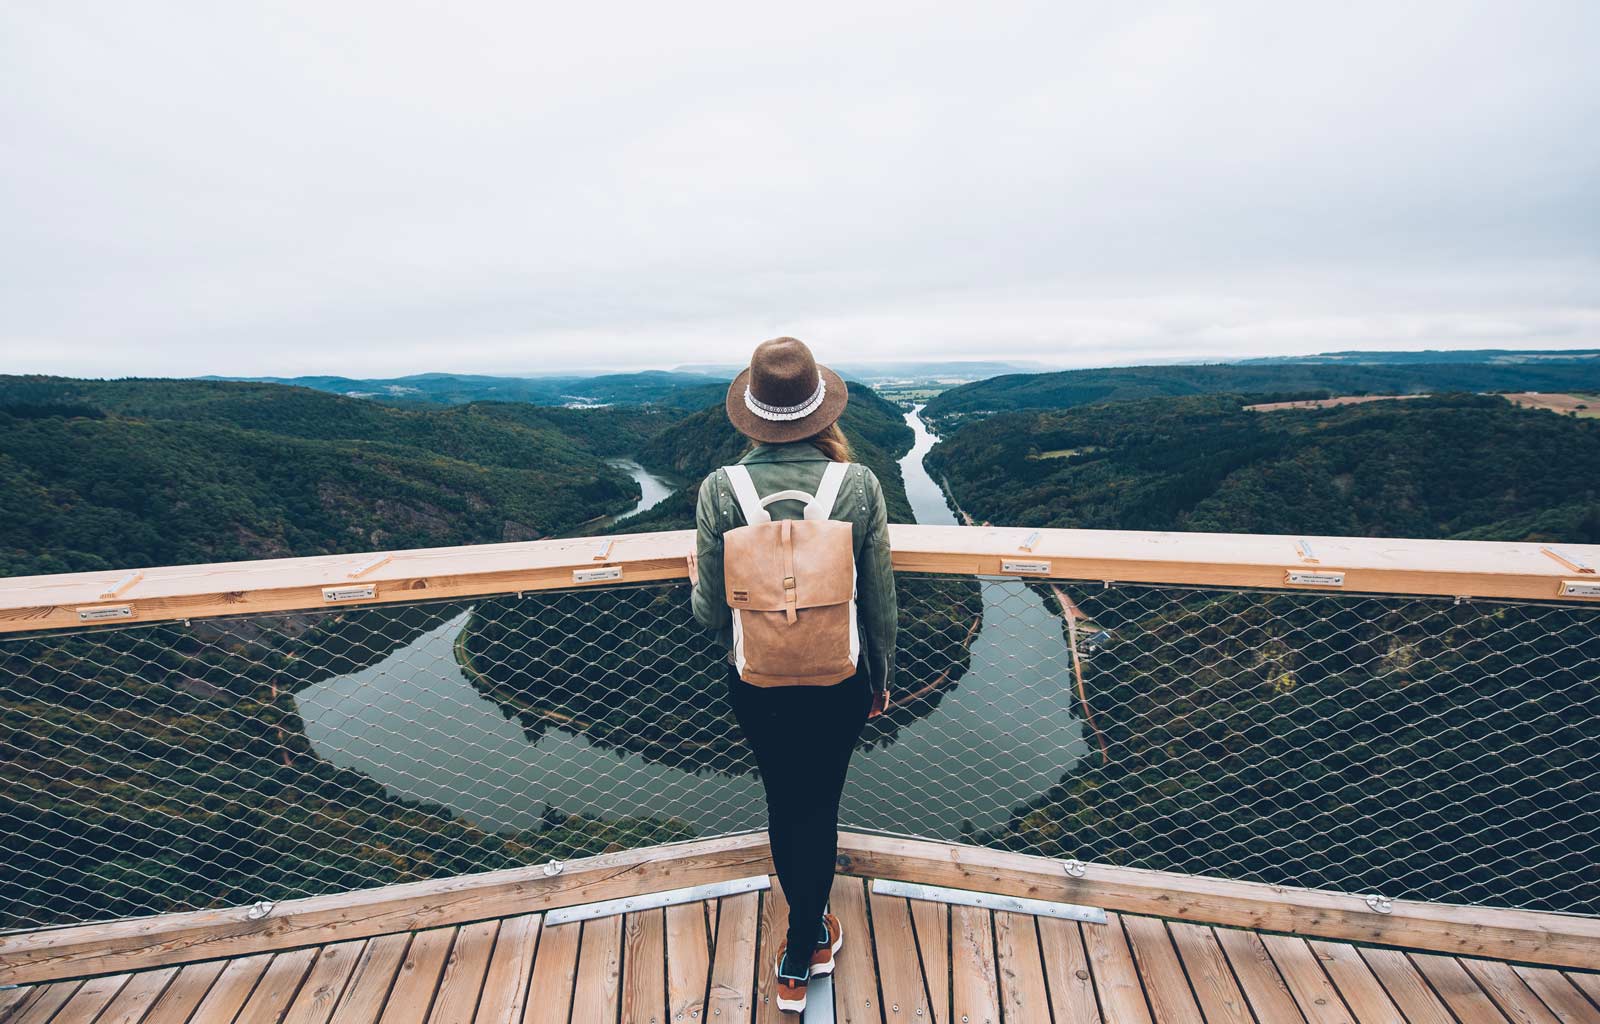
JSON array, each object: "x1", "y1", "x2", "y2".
[{"x1": 723, "y1": 518, "x2": 854, "y2": 614}]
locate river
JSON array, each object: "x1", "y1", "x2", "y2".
[
  {"x1": 296, "y1": 406, "x2": 1083, "y2": 840},
  {"x1": 596, "y1": 458, "x2": 680, "y2": 527}
]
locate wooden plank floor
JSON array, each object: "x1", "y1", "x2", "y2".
[{"x1": 5, "y1": 875, "x2": 1598, "y2": 1024}]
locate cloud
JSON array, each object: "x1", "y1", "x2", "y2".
[{"x1": 1, "y1": 0, "x2": 1596, "y2": 376}]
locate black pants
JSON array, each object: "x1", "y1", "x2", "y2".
[{"x1": 727, "y1": 662, "x2": 872, "y2": 958}]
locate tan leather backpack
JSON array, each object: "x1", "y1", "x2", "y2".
[{"x1": 721, "y1": 461, "x2": 859, "y2": 686}]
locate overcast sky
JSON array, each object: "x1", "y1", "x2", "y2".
[{"x1": 2, "y1": 1, "x2": 1596, "y2": 378}]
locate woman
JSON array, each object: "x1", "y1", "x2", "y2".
[{"x1": 689, "y1": 337, "x2": 897, "y2": 1014}]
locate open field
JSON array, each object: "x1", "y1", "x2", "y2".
[
  {"x1": 1503, "y1": 392, "x2": 1600, "y2": 417},
  {"x1": 1029, "y1": 445, "x2": 1103, "y2": 459},
  {"x1": 1244, "y1": 394, "x2": 1429, "y2": 412}
]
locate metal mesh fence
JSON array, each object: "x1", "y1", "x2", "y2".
[{"x1": 2, "y1": 573, "x2": 1596, "y2": 932}]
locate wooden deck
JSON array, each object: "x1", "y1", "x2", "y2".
[{"x1": 4, "y1": 873, "x2": 1597, "y2": 1024}]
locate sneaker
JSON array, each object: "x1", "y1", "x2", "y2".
[
  {"x1": 775, "y1": 942, "x2": 809, "y2": 1014},
  {"x1": 810, "y1": 913, "x2": 843, "y2": 976}
]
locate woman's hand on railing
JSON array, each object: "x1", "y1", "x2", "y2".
[{"x1": 686, "y1": 550, "x2": 698, "y2": 586}]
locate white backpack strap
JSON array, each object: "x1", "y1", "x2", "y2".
[
  {"x1": 722, "y1": 465, "x2": 769, "y2": 525},
  {"x1": 805, "y1": 461, "x2": 850, "y2": 520}
]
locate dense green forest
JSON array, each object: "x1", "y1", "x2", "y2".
[
  {"x1": 920, "y1": 358, "x2": 1600, "y2": 427},
  {"x1": 0, "y1": 377, "x2": 686, "y2": 577},
  {"x1": 927, "y1": 393, "x2": 1600, "y2": 543}
]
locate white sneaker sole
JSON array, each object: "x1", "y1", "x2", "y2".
[
  {"x1": 811, "y1": 929, "x2": 844, "y2": 977},
  {"x1": 776, "y1": 953, "x2": 808, "y2": 1014}
]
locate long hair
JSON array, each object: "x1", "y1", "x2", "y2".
[
  {"x1": 737, "y1": 422, "x2": 853, "y2": 460},
  {"x1": 806, "y1": 422, "x2": 852, "y2": 462}
]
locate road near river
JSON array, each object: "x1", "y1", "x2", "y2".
[{"x1": 295, "y1": 405, "x2": 1084, "y2": 840}]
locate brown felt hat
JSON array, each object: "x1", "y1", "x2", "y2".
[{"x1": 725, "y1": 337, "x2": 849, "y2": 444}]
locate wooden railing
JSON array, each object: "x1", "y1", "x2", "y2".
[
  {"x1": 4, "y1": 831, "x2": 1599, "y2": 985},
  {"x1": 2, "y1": 524, "x2": 1598, "y2": 984},
  {"x1": 3, "y1": 525, "x2": 1597, "y2": 634}
]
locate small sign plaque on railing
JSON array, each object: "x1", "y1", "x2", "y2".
[
  {"x1": 77, "y1": 605, "x2": 133, "y2": 623},
  {"x1": 1559, "y1": 579, "x2": 1600, "y2": 598},
  {"x1": 322, "y1": 584, "x2": 376, "y2": 603},
  {"x1": 1001, "y1": 559, "x2": 1052, "y2": 575},
  {"x1": 574, "y1": 566, "x2": 623, "y2": 583},
  {"x1": 1286, "y1": 570, "x2": 1345, "y2": 587}
]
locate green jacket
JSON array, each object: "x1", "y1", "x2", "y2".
[{"x1": 691, "y1": 441, "x2": 897, "y2": 692}]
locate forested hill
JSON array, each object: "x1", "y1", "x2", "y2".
[
  {"x1": 1238, "y1": 347, "x2": 1600, "y2": 365},
  {"x1": 921, "y1": 359, "x2": 1600, "y2": 426},
  {"x1": 0, "y1": 376, "x2": 675, "y2": 577},
  {"x1": 623, "y1": 382, "x2": 917, "y2": 530},
  {"x1": 926, "y1": 393, "x2": 1600, "y2": 543}
]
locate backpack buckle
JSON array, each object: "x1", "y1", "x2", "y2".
[{"x1": 783, "y1": 576, "x2": 796, "y2": 590}]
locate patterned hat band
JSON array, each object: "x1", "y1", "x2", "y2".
[{"x1": 744, "y1": 374, "x2": 827, "y2": 422}]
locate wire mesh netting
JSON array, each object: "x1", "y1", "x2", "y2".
[{"x1": 2, "y1": 574, "x2": 1596, "y2": 931}]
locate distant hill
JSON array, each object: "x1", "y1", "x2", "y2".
[
  {"x1": 0, "y1": 376, "x2": 665, "y2": 576},
  {"x1": 921, "y1": 358, "x2": 1600, "y2": 427},
  {"x1": 672, "y1": 360, "x2": 1048, "y2": 384},
  {"x1": 1237, "y1": 347, "x2": 1600, "y2": 366},
  {"x1": 202, "y1": 370, "x2": 731, "y2": 409},
  {"x1": 927, "y1": 392, "x2": 1600, "y2": 544}
]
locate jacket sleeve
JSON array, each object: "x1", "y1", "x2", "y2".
[
  {"x1": 691, "y1": 470, "x2": 731, "y2": 632},
  {"x1": 857, "y1": 467, "x2": 898, "y2": 692}
]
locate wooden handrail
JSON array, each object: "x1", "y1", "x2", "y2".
[
  {"x1": 0, "y1": 834, "x2": 772, "y2": 985},
  {"x1": 0, "y1": 525, "x2": 1595, "y2": 634},
  {"x1": 3, "y1": 831, "x2": 1597, "y2": 984},
  {"x1": 836, "y1": 833, "x2": 1600, "y2": 972}
]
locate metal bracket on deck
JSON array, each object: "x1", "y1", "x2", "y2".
[
  {"x1": 804, "y1": 972, "x2": 835, "y2": 1022},
  {"x1": 1063, "y1": 859, "x2": 1088, "y2": 879},
  {"x1": 545, "y1": 874, "x2": 770, "y2": 926},
  {"x1": 244, "y1": 900, "x2": 275, "y2": 921},
  {"x1": 1363, "y1": 893, "x2": 1394, "y2": 915},
  {"x1": 871, "y1": 878, "x2": 1106, "y2": 925}
]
